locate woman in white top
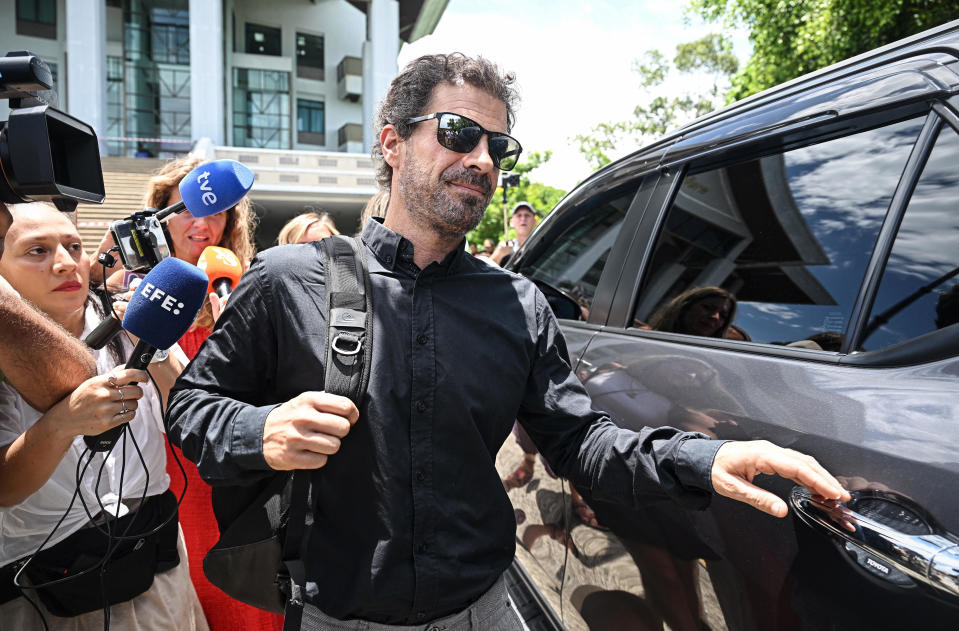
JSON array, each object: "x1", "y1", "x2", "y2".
[{"x1": 0, "y1": 203, "x2": 207, "y2": 630}]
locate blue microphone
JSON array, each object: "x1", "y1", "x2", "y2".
[
  {"x1": 90, "y1": 159, "x2": 254, "y2": 349},
  {"x1": 155, "y1": 159, "x2": 255, "y2": 221},
  {"x1": 84, "y1": 258, "x2": 209, "y2": 452}
]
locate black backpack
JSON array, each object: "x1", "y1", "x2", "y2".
[{"x1": 201, "y1": 235, "x2": 373, "y2": 629}]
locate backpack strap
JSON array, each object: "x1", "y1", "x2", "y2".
[{"x1": 280, "y1": 235, "x2": 373, "y2": 630}]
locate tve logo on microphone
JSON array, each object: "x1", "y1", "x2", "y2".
[
  {"x1": 139, "y1": 282, "x2": 186, "y2": 315},
  {"x1": 196, "y1": 170, "x2": 216, "y2": 206}
]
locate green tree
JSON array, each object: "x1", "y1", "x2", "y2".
[
  {"x1": 466, "y1": 151, "x2": 566, "y2": 248},
  {"x1": 574, "y1": 34, "x2": 738, "y2": 169},
  {"x1": 691, "y1": 0, "x2": 959, "y2": 101}
]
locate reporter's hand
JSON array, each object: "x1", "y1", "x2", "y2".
[
  {"x1": 711, "y1": 440, "x2": 850, "y2": 517},
  {"x1": 263, "y1": 391, "x2": 359, "y2": 470},
  {"x1": 111, "y1": 279, "x2": 141, "y2": 344},
  {"x1": 210, "y1": 292, "x2": 229, "y2": 322},
  {"x1": 48, "y1": 366, "x2": 148, "y2": 438}
]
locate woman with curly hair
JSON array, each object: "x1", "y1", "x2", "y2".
[{"x1": 91, "y1": 157, "x2": 276, "y2": 630}]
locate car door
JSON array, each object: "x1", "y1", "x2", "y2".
[
  {"x1": 573, "y1": 107, "x2": 959, "y2": 631},
  {"x1": 496, "y1": 172, "x2": 675, "y2": 631}
]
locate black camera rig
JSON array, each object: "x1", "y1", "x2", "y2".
[{"x1": 0, "y1": 50, "x2": 105, "y2": 212}]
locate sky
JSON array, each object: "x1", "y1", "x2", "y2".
[{"x1": 398, "y1": 0, "x2": 750, "y2": 193}]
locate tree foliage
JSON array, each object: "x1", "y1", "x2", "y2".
[
  {"x1": 574, "y1": 34, "x2": 738, "y2": 169},
  {"x1": 466, "y1": 151, "x2": 567, "y2": 247},
  {"x1": 691, "y1": 0, "x2": 959, "y2": 101}
]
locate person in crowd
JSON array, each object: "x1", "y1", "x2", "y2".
[
  {"x1": 90, "y1": 157, "x2": 272, "y2": 630},
  {"x1": 166, "y1": 53, "x2": 848, "y2": 630},
  {"x1": 0, "y1": 202, "x2": 205, "y2": 629},
  {"x1": 478, "y1": 237, "x2": 496, "y2": 257},
  {"x1": 359, "y1": 191, "x2": 390, "y2": 231},
  {"x1": 0, "y1": 202, "x2": 97, "y2": 412},
  {"x1": 649, "y1": 286, "x2": 737, "y2": 338},
  {"x1": 491, "y1": 201, "x2": 538, "y2": 266},
  {"x1": 277, "y1": 211, "x2": 340, "y2": 245}
]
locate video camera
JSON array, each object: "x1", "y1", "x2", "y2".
[
  {"x1": 102, "y1": 159, "x2": 255, "y2": 274},
  {"x1": 0, "y1": 51, "x2": 105, "y2": 213}
]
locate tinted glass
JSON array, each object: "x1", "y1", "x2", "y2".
[
  {"x1": 297, "y1": 99, "x2": 324, "y2": 133},
  {"x1": 521, "y1": 187, "x2": 636, "y2": 318},
  {"x1": 635, "y1": 117, "x2": 924, "y2": 350},
  {"x1": 859, "y1": 123, "x2": 959, "y2": 350},
  {"x1": 246, "y1": 23, "x2": 281, "y2": 56},
  {"x1": 296, "y1": 33, "x2": 324, "y2": 67}
]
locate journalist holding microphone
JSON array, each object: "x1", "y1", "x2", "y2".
[
  {"x1": 0, "y1": 203, "x2": 98, "y2": 411},
  {"x1": 90, "y1": 156, "x2": 270, "y2": 631},
  {"x1": 0, "y1": 202, "x2": 206, "y2": 629}
]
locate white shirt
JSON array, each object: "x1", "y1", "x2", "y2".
[{"x1": 0, "y1": 305, "x2": 175, "y2": 565}]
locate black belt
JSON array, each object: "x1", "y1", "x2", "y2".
[{"x1": 0, "y1": 489, "x2": 179, "y2": 612}]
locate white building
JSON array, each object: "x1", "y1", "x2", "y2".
[{"x1": 0, "y1": 0, "x2": 446, "y2": 238}]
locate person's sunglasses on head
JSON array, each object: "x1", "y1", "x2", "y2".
[{"x1": 405, "y1": 112, "x2": 523, "y2": 171}]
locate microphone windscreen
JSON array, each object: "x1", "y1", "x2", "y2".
[
  {"x1": 124, "y1": 257, "x2": 209, "y2": 349},
  {"x1": 197, "y1": 246, "x2": 243, "y2": 295},
  {"x1": 178, "y1": 159, "x2": 254, "y2": 218}
]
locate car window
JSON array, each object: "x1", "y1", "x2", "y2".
[
  {"x1": 858, "y1": 122, "x2": 959, "y2": 351},
  {"x1": 633, "y1": 117, "x2": 925, "y2": 350},
  {"x1": 521, "y1": 186, "x2": 636, "y2": 319}
]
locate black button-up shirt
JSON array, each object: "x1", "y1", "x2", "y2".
[{"x1": 166, "y1": 219, "x2": 722, "y2": 624}]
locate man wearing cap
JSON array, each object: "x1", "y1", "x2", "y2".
[{"x1": 491, "y1": 201, "x2": 537, "y2": 266}]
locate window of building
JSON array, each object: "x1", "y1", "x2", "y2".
[
  {"x1": 16, "y1": 0, "x2": 56, "y2": 39},
  {"x1": 233, "y1": 68, "x2": 290, "y2": 149},
  {"x1": 246, "y1": 22, "x2": 281, "y2": 56},
  {"x1": 116, "y1": 2, "x2": 192, "y2": 158},
  {"x1": 633, "y1": 116, "x2": 926, "y2": 350},
  {"x1": 106, "y1": 56, "x2": 124, "y2": 156},
  {"x1": 296, "y1": 33, "x2": 324, "y2": 80},
  {"x1": 297, "y1": 99, "x2": 325, "y2": 145},
  {"x1": 520, "y1": 186, "x2": 637, "y2": 319},
  {"x1": 151, "y1": 8, "x2": 190, "y2": 64},
  {"x1": 858, "y1": 122, "x2": 959, "y2": 351}
]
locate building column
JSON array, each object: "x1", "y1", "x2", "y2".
[
  {"x1": 65, "y1": 0, "x2": 106, "y2": 154},
  {"x1": 362, "y1": 0, "x2": 399, "y2": 152},
  {"x1": 190, "y1": 0, "x2": 225, "y2": 146}
]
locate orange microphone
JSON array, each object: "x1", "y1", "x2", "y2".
[{"x1": 197, "y1": 246, "x2": 243, "y2": 299}]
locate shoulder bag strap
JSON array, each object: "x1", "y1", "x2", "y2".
[{"x1": 282, "y1": 235, "x2": 373, "y2": 630}]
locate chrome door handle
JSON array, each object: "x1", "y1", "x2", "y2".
[{"x1": 790, "y1": 487, "x2": 959, "y2": 601}]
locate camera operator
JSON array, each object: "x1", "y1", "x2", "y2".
[{"x1": 0, "y1": 202, "x2": 97, "y2": 411}]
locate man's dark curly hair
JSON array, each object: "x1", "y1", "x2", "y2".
[{"x1": 371, "y1": 53, "x2": 519, "y2": 191}]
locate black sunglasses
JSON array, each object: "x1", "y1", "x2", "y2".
[{"x1": 404, "y1": 112, "x2": 523, "y2": 171}]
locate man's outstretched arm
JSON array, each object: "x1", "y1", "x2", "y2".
[
  {"x1": 0, "y1": 275, "x2": 97, "y2": 411},
  {"x1": 711, "y1": 440, "x2": 850, "y2": 516}
]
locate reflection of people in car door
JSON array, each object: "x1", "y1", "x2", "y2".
[
  {"x1": 650, "y1": 286, "x2": 737, "y2": 338},
  {"x1": 580, "y1": 351, "x2": 746, "y2": 631}
]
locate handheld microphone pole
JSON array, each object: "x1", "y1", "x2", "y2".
[
  {"x1": 197, "y1": 246, "x2": 243, "y2": 300},
  {"x1": 83, "y1": 258, "x2": 209, "y2": 452}
]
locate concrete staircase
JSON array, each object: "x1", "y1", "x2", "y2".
[{"x1": 77, "y1": 156, "x2": 165, "y2": 256}]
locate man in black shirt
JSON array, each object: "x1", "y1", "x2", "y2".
[{"x1": 166, "y1": 53, "x2": 848, "y2": 630}]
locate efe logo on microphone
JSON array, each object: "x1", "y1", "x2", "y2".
[{"x1": 139, "y1": 282, "x2": 186, "y2": 315}]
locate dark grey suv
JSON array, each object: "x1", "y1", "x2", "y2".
[{"x1": 498, "y1": 20, "x2": 959, "y2": 631}]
